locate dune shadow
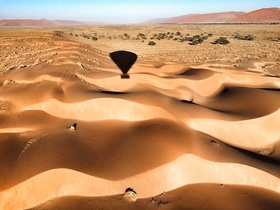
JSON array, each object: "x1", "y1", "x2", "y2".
[{"x1": 200, "y1": 86, "x2": 280, "y2": 119}]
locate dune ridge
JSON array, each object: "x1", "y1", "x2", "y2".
[{"x1": 0, "y1": 28, "x2": 280, "y2": 209}]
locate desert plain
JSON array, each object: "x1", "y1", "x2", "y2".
[{"x1": 0, "y1": 24, "x2": 280, "y2": 209}]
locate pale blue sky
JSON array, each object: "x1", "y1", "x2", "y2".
[{"x1": 0, "y1": 0, "x2": 279, "y2": 23}]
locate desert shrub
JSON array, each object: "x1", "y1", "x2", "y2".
[
  {"x1": 54, "y1": 31, "x2": 62, "y2": 37},
  {"x1": 190, "y1": 39, "x2": 199, "y2": 45},
  {"x1": 188, "y1": 35, "x2": 200, "y2": 42},
  {"x1": 123, "y1": 33, "x2": 130, "y2": 40},
  {"x1": 234, "y1": 33, "x2": 254, "y2": 40},
  {"x1": 92, "y1": 36, "x2": 98, "y2": 41},
  {"x1": 202, "y1": 36, "x2": 208, "y2": 40},
  {"x1": 188, "y1": 37, "x2": 193, "y2": 41},
  {"x1": 179, "y1": 37, "x2": 189, "y2": 42},
  {"x1": 125, "y1": 188, "x2": 136, "y2": 194},
  {"x1": 208, "y1": 33, "x2": 213, "y2": 37},
  {"x1": 124, "y1": 188, "x2": 138, "y2": 201},
  {"x1": 176, "y1": 31, "x2": 181, "y2": 36},
  {"x1": 188, "y1": 34, "x2": 205, "y2": 45},
  {"x1": 148, "y1": 41, "x2": 156, "y2": 46},
  {"x1": 244, "y1": 35, "x2": 254, "y2": 40},
  {"x1": 156, "y1": 33, "x2": 166, "y2": 40},
  {"x1": 193, "y1": 35, "x2": 201, "y2": 39},
  {"x1": 151, "y1": 33, "x2": 158, "y2": 39},
  {"x1": 82, "y1": 33, "x2": 91, "y2": 39},
  {"x1": 212, "y1": 37, "x2": 230, "y2": 45},
  {"x1": 198, "y1": 38, "x2": 204, "y2": 43}
]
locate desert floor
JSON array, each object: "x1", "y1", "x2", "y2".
[{"x1": 0, "y1": 24, "x2": 280, "y2": 210}]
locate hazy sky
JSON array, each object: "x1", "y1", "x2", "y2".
[{"x1": 0, "y1": 0, "x2": 279, "y2": 23}]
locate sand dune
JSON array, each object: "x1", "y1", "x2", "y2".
[
  {"x1": 27, "y1": 184, "x2": 280, "y2": 210},
  {"x1": 229, "y1": 7, "x2": 280, "y2": 23},
  {"x1": 2, "y1": 154, "x2": 280, "y2": 209},
  {"x1": 145, "y1": 7, "x2": 280, "y2": 24},
  {"x1": 0, "y1": 28, "x2": 280, "y2": 209}
]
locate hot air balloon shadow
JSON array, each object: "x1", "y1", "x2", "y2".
[{"x1": 109, "y1": 50, "x2": 137, "y2": 79}]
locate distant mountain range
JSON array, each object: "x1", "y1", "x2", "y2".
[
  {"x1": 144, "y1": 7, "x2": 280, "y2": 24},
  {"x1": 0, "y1": 7, "x2": 279, "y2": 26}
]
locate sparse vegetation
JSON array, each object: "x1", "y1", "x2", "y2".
[{"x1": 74, "y1": 30, "x2": 214, "y2": 46}]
